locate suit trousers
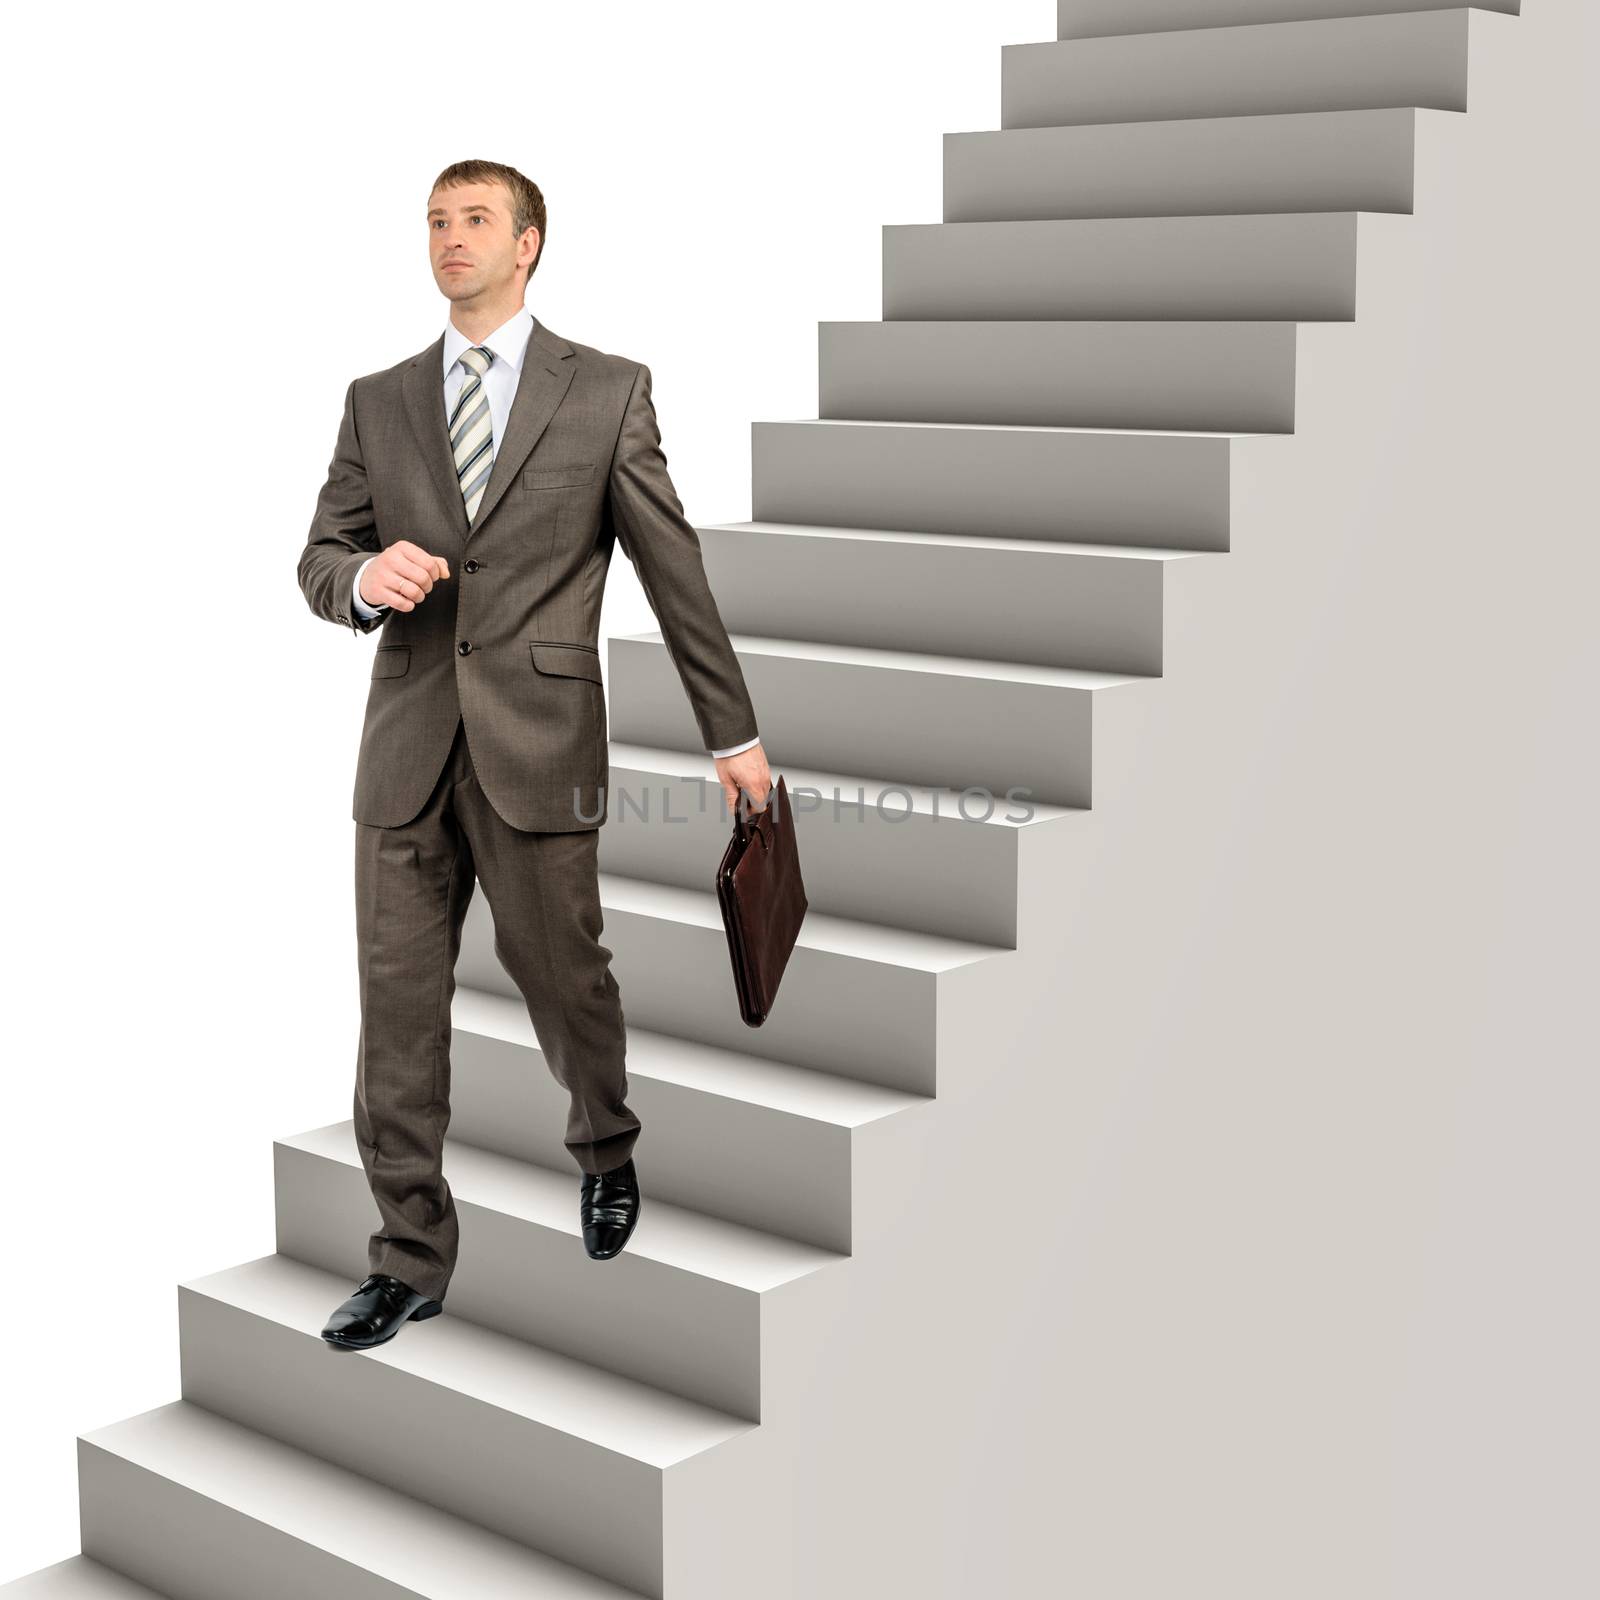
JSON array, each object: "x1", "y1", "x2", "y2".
[{"x1": 352, "y1": 711, "x2": 641, "y2": 1302}]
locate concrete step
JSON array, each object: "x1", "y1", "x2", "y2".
[
  {"x1": 1008, "y1": 9, "x2": 1471, "y2": 128},
  {"x1": 698, "y1": 520, "x2": 1200, "y2": 678},
  {"x1": 273, "y1": 1117, "x2": 844, "y2": 1419},
  {"x1": 0, "y1": 1559, "x2": 165, "y2": 1599},
  {"x1": 77, "y1": 1400, "x2": 644, "y2": 1599},
  {"x1": 444, "y1": 987, "x2": 926, "y2": 1255},
  {"x1": 607, "y1": 630, "x2": 1152, "y2": 816},
  {"x1": 752, "y1": 419, "x2": 1246, "y2": 551},
  {"x1": 1056, "y1": 0, "x2": 1517, "y2": 40},
  {"x1": 597, "y1": 739, "x2": 1051, "y2": 948},
  {"x1": 883, "y1": 211, "x2": 1362, "y2": 321},
  {"x1": 177, "y1": 1254, "x2": 748, "y2": 1597},
  {"x1": 458, "y1": 863, "x2": 1005, "y2": 1097},
  {"x1": 946, "y1": 106, "x2": 1419, "y2": 220},
  {"x1": 819, "y1": 319, "x2": 1297, "y2": 432}
]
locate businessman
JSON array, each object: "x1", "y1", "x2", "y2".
[{"x1": 298, "y1": 158, "x2": 772, "y2": 1351}]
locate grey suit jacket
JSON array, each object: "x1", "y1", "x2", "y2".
[{"x1": 297, "y1": 318, "x2": 759, "y2": 832}]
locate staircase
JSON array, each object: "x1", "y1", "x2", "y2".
[{"x1": 11, "y1": 3, "x2": 1593, "y2": 1596}]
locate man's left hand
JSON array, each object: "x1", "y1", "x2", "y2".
[{"x1": 714, "y1": 743, "x2": 772, "y2": 819}]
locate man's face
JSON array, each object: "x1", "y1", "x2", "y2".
[{"x1": 427, "y1": 181, "x2": 538, "y2": 304}]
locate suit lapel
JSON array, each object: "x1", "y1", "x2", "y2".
[
  {"x1": 402, "y1": 332, "x2": 467, "y2": 537},
  {"x1": 467, "y1": 319, "x2": 576, "y2": 537},
  {"x1": 401, "y1": 317, "x2": 577, "y2": 540}
]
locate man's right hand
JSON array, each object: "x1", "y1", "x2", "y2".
[{"x1": 359, "y1": 541, "x2": 452, "y2": 612}]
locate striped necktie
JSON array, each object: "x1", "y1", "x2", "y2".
[{"x1": 450, "y1": 345, "x2": 495, "y2": 523}]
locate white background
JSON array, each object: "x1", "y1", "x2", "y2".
[{"x1": 0, "y1": 0, "x2": 1045, "y2": 1577}]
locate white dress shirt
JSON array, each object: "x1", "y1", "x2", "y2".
[{"x1": 353, "y1": 307, "x2": 759, "y2": 760}]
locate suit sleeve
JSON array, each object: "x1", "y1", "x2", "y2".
[
  {"x1": 297, "y1": 378, "x2": 387, "y2": 636},
  {"x1": 606, "y1": 362, "x2": 760, "y2": 752}
]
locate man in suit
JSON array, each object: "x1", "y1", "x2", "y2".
[{"x1": 298, "y1": 158, "x2": 772, "y2": 1351}]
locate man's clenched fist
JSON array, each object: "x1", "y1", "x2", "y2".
[{"x1": 359, "y1": 541, "x2": 452, "y2": 611}]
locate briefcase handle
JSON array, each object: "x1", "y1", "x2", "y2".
[{"x1": 732, "y1": 775, "x2": 783, "y2": 849}]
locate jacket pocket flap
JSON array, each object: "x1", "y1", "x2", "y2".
[
  {"x1": 522, "y1": 462, "x2": 596, "y2": 490},
  {"x1": 371, "y1": 646, "x2": 411, "y2": 679},
  {"x1": 529, "y1": 642, "x2": 603, "y2": 683}
]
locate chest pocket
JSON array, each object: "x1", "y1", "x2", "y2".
[{"x1": 522, "y1": 463, "x2": 596, "y2": 490}]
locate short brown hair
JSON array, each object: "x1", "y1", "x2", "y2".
[{"x1": 429, "y1": 159, "x2": 547, "y2": 286}]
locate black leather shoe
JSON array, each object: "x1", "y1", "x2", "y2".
[
  {"x1": 581, "y1": 1156, "x2": 641, "y2": 1259},
  {"x1": 321, "y1": 1272, "x2": 443, "y2": 1350}
]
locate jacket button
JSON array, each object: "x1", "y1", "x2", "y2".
[
  {"x1": 463, "y1": 559, "x2": 480, "y2": 573},
  {"x1": 458, "y1": 640, "x2": 472, "y2": 655}
]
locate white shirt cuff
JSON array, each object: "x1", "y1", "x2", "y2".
[{"x1": 353, "y1": 556, "x2": 387, "y2": 620}]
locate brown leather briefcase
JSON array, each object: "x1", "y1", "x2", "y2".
[{"x1": 715, "y1": 772, "x2": 808, "y2": 1026}]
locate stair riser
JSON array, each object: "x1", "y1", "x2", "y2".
[
  {"x1": 599, "y1": 758, "x2": 1023, "y2": 946},
  {"x1": 882, "y1": 213, "x2": 1359, "y2": 321},
  {"x1": 442, "y1": 1014, "x2": 861, "y2": 1253},
  {"x1": 752, "y1": 422, "x2": 1233, "y2": 551},
  {"x1": 176, "y1": 1290, "x2": 666, "y2": 1596},
  {"x1": 79, "y1": 1443, "x2": 408, "y2": 1600},
  {"x1": 700, "y1": 525, "x2": 1171, "y2": 677},
  {"x1": 457, "y1": 885, "x2": 944, "y2": 1096},
  {"x1": 946, "y1": 107, "x2": 1415, "y2": 221},
  {"x1": 608, "y1": 637, "x2": 1103, "y2": 816},
  {"x1": 1011, "y1": 10, "x2": 1469, "y2": 129},
  {"x1": 1057, "y1": 0, "x2": 1517, "y2": 40},
  {"x1": 274, "y1": 1141, "x2": 766, "y2": 1419},
  {"x1": 820, "y1": 321, "x2": 1296, "y2": 433}
]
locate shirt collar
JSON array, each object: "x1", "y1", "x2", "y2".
[{"x1": 442, "y1": 305, "x2": 536, "y2": 379}]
